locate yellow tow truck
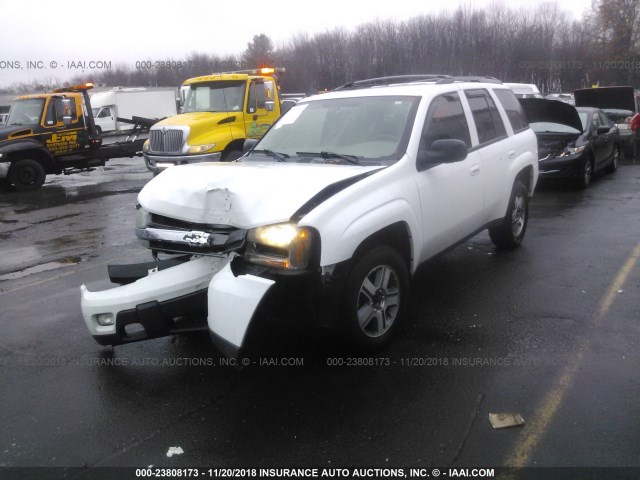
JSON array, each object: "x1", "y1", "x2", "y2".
[
  {"x1": 143, "y1": 67, "x2": 285, "y2": 174},
  {"x1": 0, "y1": 83, "x2": 147, "y2": 191}
]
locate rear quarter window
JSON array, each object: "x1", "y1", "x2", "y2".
[{"x1": 493, "y1": 89, "x2": 529, "y2": 133}]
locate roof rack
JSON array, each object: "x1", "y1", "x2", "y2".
[
  {"x1": 437, "y1": 76, "x2": 502, "y2": 84},
  {"x1": 334, "y1": 74, "x2": 502, "y2": 90},
  {"x1": 334, "y1": 75, "x2": 452, "y2": 91}
]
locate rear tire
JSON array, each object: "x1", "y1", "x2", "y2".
[
  {"x1": 9, "y1": 159, "x2": 46, "y2": 191},
  {"x1": 606, "y1": 146, "x2": 619, "y2": 174},
  {"x1": 341, "y1": 246, "x2": 409, "y2": 352},
  {"x1": 489, "y1": 180, "x2": 529, "y2": 249}
]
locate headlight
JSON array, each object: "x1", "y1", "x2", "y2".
[
  {"x1": 187, "y1": 143, "x2": 216, "y2": 154},
  {"x1": 136, "y1": 204, "x2": 151, "y2": 229},
  {"x1": 561, "y1": 145, "x2": 585, "y2": 157},
  {"x1": 142, "y1": 139, "x2": 150, "y2": 153},
  {"x1": 244, "y1": 223, "x2": 316, "y2": 270}
]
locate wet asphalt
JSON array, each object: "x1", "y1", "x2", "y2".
[{"x1": 0, "y1": 157, "x2": 639, "y2": 477}]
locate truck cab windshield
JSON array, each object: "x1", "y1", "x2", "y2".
[
  {"x1": 182, "y1": 81, "x2": 246, "y2": 113},
  {"x1": 8, "y1": 98, "x2": 45, "y2": 126}
]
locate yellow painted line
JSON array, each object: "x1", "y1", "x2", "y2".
[{"x1": 505, "y1": 241, "x2": 640, "y2": 468}]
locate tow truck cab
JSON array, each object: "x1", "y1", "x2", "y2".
[
  {"x1": 143, "y1": 67, "x2": 284, "y2": 174},
  {"x1": 0, "y1": 83, "x2": 103, "y2": 190}
]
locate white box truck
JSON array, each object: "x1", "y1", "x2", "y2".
[{"x1": 90, "y1": 88, "x2": 177, "y2": 134}]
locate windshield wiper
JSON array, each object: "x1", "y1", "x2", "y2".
[
  {"x1": 296, "y1": 151, "x2": 360, "y2": 165},
  {"x1": 250, "y1": 149, "x2": 290, "y2": 162}
]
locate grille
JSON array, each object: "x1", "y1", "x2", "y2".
[
  {"x1": 147, "y1": 213, "x2": 246, "y2": 255},
  {"x1": 150, "y1": 129, "x2": 183, "y2": 153}
]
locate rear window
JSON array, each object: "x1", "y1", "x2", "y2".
[
  {"x1": 494, "y1": 89, "x2": 529, "y2": 133},
  {"x1": 465, "y1": 89, "x2": 507, "y2": 144}
]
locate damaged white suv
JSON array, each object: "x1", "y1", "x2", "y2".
[{"x1": 81, "y1": 75, "x2": 538, "y2": 357}]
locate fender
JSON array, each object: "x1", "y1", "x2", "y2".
[
  {"x1": 0, "y1": 139, "x2": 53, "y2": 160},
  {"x1": 299, "y1": 162, "x2": 423, "y2": 273}
]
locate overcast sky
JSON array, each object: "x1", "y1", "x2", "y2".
[{"x1": 0, "y1": 0, "x2": 593, "y2": 88}]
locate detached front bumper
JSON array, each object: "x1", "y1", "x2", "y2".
[
  {"x1": 80, "y1": 255, "x2": 274, "y2": 357},
  {"x1": 144, "y1": 152, "x2": 222, "y2": 174}
]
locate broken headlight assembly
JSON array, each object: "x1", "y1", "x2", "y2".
[
  {"x1": 560, "y1": 145, "x2": 585, "y2": 157},
  {"x1": 244, "y1": 223, "x2": 318, "y2": 270},
  {"x1": 136, "y1": 204, "x2": 151, "y2": 229}
]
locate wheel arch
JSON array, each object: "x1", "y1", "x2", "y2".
[
  {"x1": 351, "y1": 222, "x2": 414, "y2": 275},
  {"x1": 6, "y1": 148, "x2": 57, "y2": 174}
]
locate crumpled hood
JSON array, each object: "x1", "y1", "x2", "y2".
[{"x1": 138, "y1": 162, "x2": 384, "y2": 228}]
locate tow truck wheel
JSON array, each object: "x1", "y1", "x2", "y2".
[
  {"x1": 9, "y1": 159, "x2": 46, "y2": 191},
  {"x1": 221, "y1": 149, "x2": 243, "y2": 162}
]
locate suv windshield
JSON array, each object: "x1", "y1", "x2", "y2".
[
  {"x1": 8, "y1": 98, "x2": 45, "y2": 126},
  {"x1": 182, "y1": 81, "x2": 245, "y2": 113},
  {"x1": 250, "y1": 95, "x2": 420, "y2": 164}
]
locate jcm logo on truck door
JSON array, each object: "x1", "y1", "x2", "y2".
[{"x1": 46, "y1": 131, "x2": 79, "y2": 153}]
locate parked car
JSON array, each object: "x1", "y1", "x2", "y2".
[
  {"x1": 280, "y1": 98, "x2": 299, "y2": 115},
  {"x1": 505, "y1": 83, "x2": 543, "y2": 98},
  {"x1": 520, "y1": 98, "x2": 619, "y2": 188},
  {"x1": 574, "y1": 86, "x2": 638, "y2": 159},
  {"x1": 82, "y1": 75, "x2": 539, "y2": 356},
  {"x1": 544, "y1": 93, "x2": 575, "y2": 105}
]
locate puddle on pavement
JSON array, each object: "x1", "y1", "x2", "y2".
[{"x1": 0, "y1": 256, "x2": 83, "y2": 281}]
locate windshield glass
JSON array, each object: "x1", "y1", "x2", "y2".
[
  {"x1": 182, "y1": 81, "x2": 245, "y2": 113},
  {"x1": 251, "y1": 95, "x2": 420, "y2": 164},
  {"x1": 8, "y1": 98, "x2": 45, "y2": 126}
]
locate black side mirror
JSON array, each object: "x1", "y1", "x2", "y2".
[
  {"x1": 243, "y1": 138, "x2": 259, "y2": 153},
  {"x1": 596, "y1": 125, "x2": 610, "y2": 135},
  {"x1": 418, "y1": 139, "x2": 468, "y2": 169}
]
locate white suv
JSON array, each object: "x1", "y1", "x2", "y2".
[{"x1": 81, "y1": 75, "x2": 538, "y2": 357}]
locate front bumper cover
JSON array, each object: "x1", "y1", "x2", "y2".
[{"x1": 81, "y1": 255, "x2": 275, "y2": 357}]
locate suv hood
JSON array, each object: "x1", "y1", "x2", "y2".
[
  {"x1": 138, "y1": 162, "x2": 384, "y2": 228},
  {"x1": 519, "y1": 98, "x2": 584, "y2": 132},
  {"x1": 574, "y1": 86, "x2": 636, "y2": 112}
]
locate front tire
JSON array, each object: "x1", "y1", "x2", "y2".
[
  {"x1": 489, "y1": 180, "x2": 529, "y2": 249},
  {"x1": 341, "y1": 246, "x2": 409, "y2": 351},
  {"x1": 576, "y1": 157, "x2": 593, "y2": 189},
  {"x1": 9, "y1": 159, "x2": 46, "y2": 191}
]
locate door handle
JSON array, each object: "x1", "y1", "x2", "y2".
[{"x1": 470, "y1": 165, "x2": 480, "y2": 176}]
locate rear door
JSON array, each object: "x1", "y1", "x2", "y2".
[{"x1": 414, "y1": 92, "x2": 485, "y2": 260}]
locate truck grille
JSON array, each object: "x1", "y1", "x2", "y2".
[
  {"x1": 150, "y1": 129, "x2": 183, "y2": 153},
  {"x1": 144, "y1": 213, "x2": 246, "y2": 255}
]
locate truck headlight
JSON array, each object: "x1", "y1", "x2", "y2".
[
  {"x1": 244, "y1": 223, "x2": 317, "y2": 270},
  {"x1": 136, "y1": 204, "x2": 151, "y2": 229},
  {"x1": 142, "y1": 139, "x2": 150, "y2": 153},
  {"x1": 187, "y1": 143, "x2": 216, "y2": 154}
]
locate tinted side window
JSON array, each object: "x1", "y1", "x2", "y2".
[
  {"x1": 598, "y1": 111, "x2": 612, "y2": 127},
  {"x1": 420, "y1": 93, "x2": 472, "y2": 151},
  {"x1": 465, "y1": 89, "x2": 507, "y2": 144},
  {"x1": 494, "y1": 89, "x2": 529, "y2": 133}
]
